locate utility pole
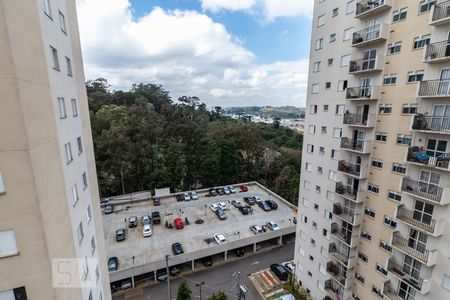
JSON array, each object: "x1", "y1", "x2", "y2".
[
  {"x1": 165, "y1": 255, "x2": 171, "y2": 300},
  {"x1": 195, "y1": 281, "x2": 205, "y2": 300}
]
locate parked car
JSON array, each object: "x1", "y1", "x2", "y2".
[
  {"x1": 143, "y1": 224, "x2": 152, "y2": 237},
  {"x1": 265, "y1": 199, "x2": 278, "y2": 210},
  {"x1": 236, "y1": 248, "x2": 245, "y2": 257},
  {"x1": 231, "y1": 199, "x2": 242, "y2": 208},
  {"x1": 176, "y1": 194, "x2": 184, "y2": 202},
  {"x1": 243, "y1": 197, "x2": 255, "y2": 205},
  {"x1": 141, "y1": 215, "x2": 151, "y2": 225},
  {"x1": 115, "y1": 229, "x2": 126, "y2": 242},
  {"x1": 266, "y1": 221, "x2": 280, "y2": 231},
  {"x1": 172, "y1": 242, "x2": 184, "y2": 255},
  {"x1": 215, "y1": 208, "x2": 227, "y2": 220},
  {"x1": 152, "y1": 211, "x2": 161, "y2": 224},
  {"x1": 174, "y1": 218, "x2": 184, "y2": 230},
  {"x1": 240, "y1": 184, "x2": 248, "y2": 192},
  {"x1": 223, "y1": 187, "x2": 231, "y2": 195},
  {"x1": 209, "y1": 188, "x2": 218, "y2": 197},
  {"x1": 209, "y1": 203, "x2": 219, "y2": 212},
  {"x1": 213, "y1": 233, "x2": 226, "y2": 244},
  {"x1": 217, "y1": 187, "x2": 225, "y2": 195},
  {"x1": 239, "y1": 206, "x2": 250, "y2": 215},
  {"x1": 270, "y1": 264, "x2": 288, "y2": 281},
  {"x1": 108, "y1": 257, "x2": 119, "y2": 272},
  {"x1": 217, "y1": 201, "x2": 227, "y2": 210},
  {"x1": 104, "y1": 204, "x2": 113, "y2": 214},
  {"x1": 153, "y1": 197, "x2": 160, "y2": 206},
  {"x1": 229, "y1": 186, "x2": 236, "y2": 193},
  {"x1": 156, "y1": 269, "x2": 168, "y2": 281},
  {"x1": 254, "y1": 196, "x2": 261, "y2": 203},
  {"x1": 119, "y1": 278, "x2": 132, "y2": 290},
  {"x1": 128, "y1": 216, "x2": 138, "y2": 228},
  {"x1": 169, "y1": 265, "x2": 181, "y2": 276},
  {"x1": 250, "y1": 225, "x2": 263, "y2": 235},
  {"x1": 100, "y1": 197, "x2": 109, "y2": 204},
  {"x1": 190, "y1": 191, "x2": 199, "y2": 200},
  {"x1": 202, "y1": 256, "x2": 213, "y2": 267},
  {"x1": 258, "y1": 201, "x2": 271, "y2": 212},
  {"x1": 281, "y1": 261, "x2": 295, "y2": 275},
  {"x1": 183, "y1": 192, "x2": 191, "y2": 201}
]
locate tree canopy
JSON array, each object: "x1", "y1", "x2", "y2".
[{"x1": 176, "y1": 281, "x2": 192, "y2": 300}]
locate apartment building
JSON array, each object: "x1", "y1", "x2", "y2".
[
  {"x1": 295, "y1": 1, "x2": 450, "y2": 299},
  {"x1": 0, "y1": 1, "x2": 110, "y2": 299}
]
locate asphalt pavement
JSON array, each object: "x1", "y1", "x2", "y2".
[{"x1": 113, "y1": 242, "x2": 295, "y2": 300}]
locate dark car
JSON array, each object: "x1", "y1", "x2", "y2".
[
  {"x1": 100, "y1": 197, "x2": 109, "y2": 204},
  {"x1": 217, "y1": 188, "x2": 225, "y2": 195},
  {"x1": 108, "y1": 257, "x2": 119, "y2": 272},
  {"x1": 172, "y1": 242, "x2": 184, "y2": 255},
  {"x1": 169, "y1": 265, "x2": 181, "y2": 276},
  {"x1": 152, "y1": 211, "x2": 161, "y2": 224},
  {"x1": 156, "y1": 269, "x2": 168, "y2": 281},
  {"x1": 202, "y1": 256, "x2": 213, "y2": 267},
  {"x1": 176, "y1": 194, "x2": 184, "y2": 202},
  {"x1": 209, "y1": 189, "x2": 218, "y2": 197},
  {"x1": 231, "y1": 200, "x2": 242, "y2": 208},
  {"x1": 236, "y1": 248, "x2": 245, "y2": 257},
  {"x1": 116, "y1": 229, "x2": 126, "y2": 242},
  {"x1": 153, "y1": 197, "x2": 160, "y2": 206},
  {"x1": 244, "y1": 197, "x2": 255, "y2": 205},
  {"x1": 258, "y1": 201, "x2": 271, "y2": 212},
  {"x1": 104, "y1": 204, "x2": 114, "y2": 214},
  {"x1": 270, "y1": 264, "x2": 288, "y2": 281},
  {"x1": 215, "y1": 208, "x2": 227, "y2": 220},
  {"x1": 128, "y1": 216, "x2": 138, "y2": 228},
  {"x1": 265, "y1": 199, "x2": 278, "y2": 210},
  {"x1": 239, "y1": 206, "x2": 250, "y2": 215}
]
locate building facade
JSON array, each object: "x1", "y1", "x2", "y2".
[
  {"x1": 0, "y1": 0, "x2": 110, "y2": 299},
  {"x1": 295, "y1": 1, "x2": 450, "y2": 299}
]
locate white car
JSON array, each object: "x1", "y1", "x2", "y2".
[
  {"x1": 213, "y1": 233, "x2": 226, "y2": 244},
  {"x1": 231, "y1": 199, "x2": 241, "y2": 208},
  {"x1": 266, "y1": 221, "x2": 280, "y2": 231},
  {"x1": 223, "y1": 187, "x2": 231, "y2": 195},
  {"x1": 250, "y1": 225, "x2": 263, "y2": 235},
  {"x1": 281, "y1": 261, "x2": 295, "y2": 275},
  {"x1": 254, "y1": 196, "x2": 261, "y2": 203},
  {"x1": 209, "y1": 203, "x2": 219, "y2": 212},
  {"x1": 143, "y1": 224, "x2": 152, "y2": 237},
  {"x1": 183, "y1": 192, "x2": 191, "y2": 201},
  {"x1": 229, "y1": 186, "x2": 236, "y2": 193},
  {"x1": 217, "y1": 201, "x2": 227, "y2": 210},
  {"x1": 190, "y1": 191, "x2": 199, "y2": 200}
]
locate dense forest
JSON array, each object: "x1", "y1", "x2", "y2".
[{"x1": 87, "y1": 78, "x2": 302, "y2": 205}]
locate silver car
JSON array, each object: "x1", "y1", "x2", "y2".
[{"x1": 250, "y1": 225, "x2": 263, "y2": 234}]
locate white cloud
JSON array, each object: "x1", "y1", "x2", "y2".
[
  {"x1": 201, "y1": 0, "x2": 256, "y2": 12},
  {"x1": 76, "y1": 0, "x2": 307, "y2": 107}
]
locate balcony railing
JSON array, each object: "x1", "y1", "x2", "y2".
[
  {"x1": 431, "y1": 0, "x2": 450, "y2": 25},
  {"x1": 406, "y1": 147, "x2": 450, "y2": 170},
  {"x1": 343, "y1": 112, "x2": 376, "y2": 127},
  {"x1": 396, "y1": 205, "x2": 443, "y2": 236},
  {"x1": 391, "y1": 232, "x2": 436, "y2": 266},
  {"x1": 355, "y1": 0, "x2": 392, "y2": 18},
  {"x1": 346, "y1": 85, "x2": 380, "y2": 100},
  {"x1": 383, "y1": 282, "x2": 402, "y2": 300},
  {"x1": 401, "y1": 177, "x2": 443, "y2": 204},
  {"x1": 388, "y1": 259, "x2": 432, "y2": 294},
  {"x1": 349, "y1": 56, "x2": 382, "y2": 74},
  {"x1": 335, "y1": 182, "x2": 365, "y2": 203},
  {"x1": 341, "y1": 137, "x2": 373, "y2": 154},
  {"x1": 424, "y1": 41, "x2": 450, "y2": 62},
  {"x1": 333, "y1": 203, "x2": 362, "y2": 225},
  {"x1": 327, "y1": 261, "x2": 350, "y2": 288},
  {"x1": 412, "y1": 114, "x2": 450, "y2": 134},
  {"x1": 418, "y1": 80, "x2": 450, "y2": 97},
  {"x1": 352, "y1": 24, "x2": 387, "y2": 47},
  {"x1": 325, "y1": 279, "x2": 344, "y2": 299},
  {"x1": 331, "y1": 222, "x2": 359, "y2": 248},
  {"x1": 338, "y1": 159, "x2": 369, "y2": 179}
]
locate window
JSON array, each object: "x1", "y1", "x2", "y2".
[
  {"x1": 368, "y1": 183, "x2": 379, "y2": 194},
  {"x1": 319, "y1": 147, "x2": 325, "y2": 155},
  {"x1": 419, "y1": 0, "x2": 436, "y2": 13},
  {"x1": 442, "y1": 274, "x2": 450, "y2": 292},
  {"x1": 299, "y1": 231, "x2": 306, "y2": 241},
  {"x1": 324, "y1": 209, "x2": 332, "y2": 220},
  {"x1": 310, "y1": 105, "x2": 318, "y2": 114},
  {"x1": 358, "y1": 252, "x2": 368, "y2": 263},
  {"x1": 86, "y1": 205, "x2": 92, "y2": 223},
  {"x1": 43, "y1": 0, "x2": 52, "y2": 17},
  {"x1": 317, "y1": 166, "x2": 323, "y2": 174},
  {"x1": 312, "y1": 222, "x2": 317, "y2": 230},
  {"x1": 407, "y1": 70, "x2": 424, "y2": 83},
  {"x1": 325, "y1": 82, "x2": 331, "y2": 89},
  {"x1": 331, "y1": 149, "x2": 338, "y2": 159},
  {"x1": 59, "y1": 11, "x2": 67, "y2": 33},
  {"x1": 58, "y1": 97, "x2": 66, "y2": 119},
  {"x1": 319, "y1": 264, "x2": 327, "y2": 275},
  {"x1": 388, "y1": 42, "x2": 401, "y2": 55},
  {"x1": 313, "y1": 62, "x2": 321, "y2": 72},
  {"x1": 91, "y1": 236, "x2": 96, "y2": 254},
  {"x1": 328, "y1": 171, "x2": 337, "y2": 181},
  {"x1": 343, "y1": 27, "x2": 353, "y2": 41},
  {"x1": 307, "y1": 271, "x2": 312, "y2": 277},
  {"x1": 0, "y1": 172, "x2": 4, "y2": 194},
  {"x1": 327, "y1": 58, "x2": 334, "y2": 66},
  {"x1": 372, "y1": 286, "x2": 383, "y2": 298},
  {"x1": 71, "y1": 99, "x2": 78, "y2": 117},
  {"x1": 323, "y1": 105, "x2": 329, "y2": 112},
  {"x1": 50, "y1": 46, "x2": 60, "y2": 71},
  {"x1": 333, "y1": 127, "x2": 342, "y2": 138},
  {"x1": 305, "y1": 163, "x2": 313, "y2": 172},
  {"x1": 302, "y1": 198, "x2": 310, "y2": 207},
  {"x1": 336, "y1": 104, "x2": 345, "y2": 115},
  {"x1": 392, "y1": 163, "x2": 406, "y2": 174},
  {"x1": 340, "y1": 54, "x2": 350, "y2": 67},
  {"x1": 346, "y1": 0, "x2": 355, "y2": 14},
  {"x1": 315, "y1": 38, "x2": 323, "y2": 50},
  {"x1": 308, "y1": 125, "x2": 316, "y2": 134},
  {"x1": 337, "y1": 80, "x2": 347, "y2": 92},
  {"x1": 379, "y1": 240, "x2": 392, "y2": 253},
  {"x1": 302, "y1": 215, "x2": 308, "y2": 224},
  {"x1": 77, "y1": 222, "x2": 84, "y2": 244},
  {"x1": 307, "y1": 144, "x2": 314, "y2": 153},
  {"x1": 413, "y1": 35, "x2": 430, "y2": 49},
  {"x1": 364, "y1": 208, "x2": 376, "y2": 218},
  {"x1": 402, "y1": 104, "x2": 418, "y2": 115},
  {"x1": 312, "y1": 83, "x2": 320, "y2": 94},
  {"x1": 355, "y1": 273, "x2": 365, "y2": 284},
  {"x1": 397, "y1": 134, "x2": 412, "y2": 146},
  {"x1": 82, "y1": 172, "x2": 88, "y2": 189},
  {"x1": 326, "y1": 191, "x2": 334, "y2": 201},
  {"x1": 318, "y1": 280, "x2": 324, "y2": 292},
  {"x1": 64, "y1": 142, "x2": 73, "y2": 163},
  {"x1": 384, "y1": 216, "x2": 397, "y2": 228},
  {"x1": 66, "y1": 57, "x2": 73, "y2": 76},
  {"x1": 361, "y1": 231, "x2": 372, "y2": 241},
  {"x1": 315, "y1": 185, "x2": 321, "y2": 193},
  {"x1": 376, "y1": 264, "x2": 388, "y2": 276},
  {"x1": 71, "y1": 184, "x2": 79, "y2": 206},
  {"x1": 392, "y1": 8, "x2": 407, "y2": 22},
  {"x1": 321, "y1": 126, "x2": 327, "y2": 134},
  {"x1": 0, "y1": 229, "x2": 18, "y2": 257},
  {"x1": 379, "y1": 104, "x2": 392, "y2": 115},
  {"x1": 314, "y1": 203, "x2": 319, "y2": 211},
  {"x1": 304, "y1": 181, "x2": 311, "y2": 190},
  {"x1": 383, "y1": 74, "x2": 397, "y2": 85},
  {"x1": 388, "y1": 190, "x2": 402, "y2": 202},
  {"x1": 371, "y1": 159, "x2": 383, "y2": 168},
  {"x1": 375, "y1": 132, "x2": 387, "y2": 142},
  {"x1": 77, "y1": 137, "x2": 83, "y2": 154},
  {"x1": 317, "y1": 14, "x2": 325, "y2": 27},
  {"x1": 329, "y1": 33, "x2": 336, "y2": 43},
  {"x1": 322, "y1": 228, "x2": 328, "y2": 238},
  {"x1": 332, "y1": 8, "x2": 338, "y2": 17}
]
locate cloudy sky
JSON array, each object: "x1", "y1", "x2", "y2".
[{"x1": 75, "y1": 0, "x2": 313, "y2": 107}]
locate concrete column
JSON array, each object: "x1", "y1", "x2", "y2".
[
  {"x1": 192, "y1": 260, "x2": 195, "y2": 270},
  {"x1": 253, "y1": 243, "x2": 257, "y2": 253},
  {"x1": 278, "y1": 236, "x2": 283, "y2": 245},
  {"x1": 224, "y1": 251, "x2": 228, "y2": 261},
  {"x1": 131, "y1": 276, "x2": 135, "y2": 288},
  {"x1": 153, "y1": 271, "x2": 157, "y2": 282}
]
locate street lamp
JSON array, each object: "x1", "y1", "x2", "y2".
[{"x1": 195, "y1": 281, "x2": 205, "y2": 300}]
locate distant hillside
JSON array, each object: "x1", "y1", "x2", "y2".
[{"x1": 224, "y1": 106, "x2": 305, "y2": 119}]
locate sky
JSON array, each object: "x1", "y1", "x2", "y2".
[{"x1": 75, "y1": 0, "x2": 313, "y2": 107}]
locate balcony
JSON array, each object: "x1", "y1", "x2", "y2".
[
  {"x1": 329, "y1": 246, "x2": 357, "y2": 270},
  {"x1": 331, "y1": 222, "x2": 360, "y2": 248},
  {"x1": 412, "y1": 114, "x2": 450, "y2": 134},
  {"x1": 335, "y1": 182, "x2": 365, "y2": 203},
  {"x1": 346, "y1": 85, "x2": 381, "y2": 101},
  {"x1": 401, "y1": 177, "x2": 450, "y2": 205},
  {"x1": 343, "y1": 112, "x2": 376, "y2": 128},
  {"x1": 424, "y1": 40, "x2": 450, "y2": 63},
  {"x1": 352, "y1": 23, "x2": 388, "y2": 47},
  {"x1": 388, "y1": 259, "x2": 432, "y2": 294},
  {"x1": 406, "y1": 147, "x2": 450, "y2": 171},
  {"x1": 430, "y1": 0, "x2": 450, "y2": 26},
  {"x1": 325, "y1": 279, "x2": 344, "y2": 299},
  {"x1": 355, "y1": 0, "x2": 392, "y2": 19},
  {"x1": 418, "y1": 79, "x2": 450, "y2": 98},
  {"x1": 396, "y1": 205, "x2": 444, "y2": 237},
  {"x1": 338, "y1": 159, "x2": 369, "y2": 179},
  {"x1": 391, "y1": 232, "x2": 438, "y2": 266},
  {"x1": 349, "y1": 56, "x2": 383, "y2": 74},
  {"x1": 333, "y1": 203, "x2": 362, "y2": 226},
  {"x1": 383, "y1": 282, "x2": 402, "y2": 300},
  {"x1": 327, "y1": 261, "x2": 353, "y2": 289},
  {"x1": 341, "y1": 137, "x2": 373, "y2": 154}
]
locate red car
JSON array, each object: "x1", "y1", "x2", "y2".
[
  {"x1": 240, "y1": 184, "x2": 248, "y2": 192},
  {"x1": 174, "y1": 218, "x2": 184, "y2": 230}
]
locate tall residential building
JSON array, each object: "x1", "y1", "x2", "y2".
[
  {"x1": 0, "y1": 1, "x2": 110, "y2": 299},
  {"x1": 294, "y1": 1, "x2": 450, "y2": 299}
]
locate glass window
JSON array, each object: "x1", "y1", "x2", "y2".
[
  {"x1": 50, "y1": 46, "x2": 60, "y2": 71},
  {"x1": 317, "y1": 14, "x2": 325, "y2": 27},
  {"x1": 343, "y1": 27, "x2": 353, "y2": 41},
  {"x1": 71, "y1": 99, "x2": 78, "y2": 117},
  {"x1": 341, "y1": 54, "x2": 351, "y2": 67},
  {"x1": 393, "y1": 8, "x2": 407, "y2": 22},
  {"x1": 66, "y1": 57, "x2": 73, "y2": 76},
  {"x1": 59, "y1": 11, "x2": 67, "y2": 33},
  {"x1": 43, "y1": 0, "x2": 52, "y2": 17},
  {"x1": 0, "y1": 229, "x2": 19, "y2": 257},
  {"x1": 312, "y1": 84, "x2": 320, "y2": 94}
]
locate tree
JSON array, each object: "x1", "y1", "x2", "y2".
[
  {"x1": 208, "y1": 291, "x2": 227, "y2": 300},
  {"x1": 177, "y1": 281, "x2": 192, "y2": 300},
  {"x1": 272, "y1": 117, "x2": 281, "y2": 128}
]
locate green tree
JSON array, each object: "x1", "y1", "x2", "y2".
[
  {"x1": 208, "y1": 291, "x2": 227, "y2": 300},
  {"x1": 176, "y1": 280, "x2": 192, "y2": 300}
]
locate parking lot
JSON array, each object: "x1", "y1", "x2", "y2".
[{"x1": 103, "y1": 182, "x2": 297, "y2": 291}]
